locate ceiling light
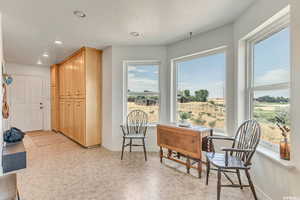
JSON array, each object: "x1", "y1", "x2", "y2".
[
  {"x1": 54, "y1": 40, "x2": 63, "y2": 45},
  {"x1": 130, "y1": 32, "x2": 140, "y2": 37},
  {"x1": 37, "y1": 60, "x2": 42, "y2": 65},
  {"x1": 73, "y1": 10, "x2": 86, "y2": 18},
  {"x1": 43, "y1": 53, "x2": 49, "y2": 57}
]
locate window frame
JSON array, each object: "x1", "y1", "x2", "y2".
[
  {"x1": 170, "y1": 46, "x2": 227, "y2": 133},
  {"x1": 245, "y1": 14, "x2": 290, "y2": 152},
  {"x1": 123, "y1": 60, "x2": 161, "y2": 124}
]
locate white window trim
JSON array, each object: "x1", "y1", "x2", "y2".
[
  {"x1": 123, "y1": 60, "x2": 161, "y2": 124},
  {"x1": 245, "y1": 13, "x2": 290, "y2": 152},
  {"x1": 170, "y1": 46, "x2": 227, "y2": 133}
]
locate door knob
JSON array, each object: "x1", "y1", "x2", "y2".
[{"x1": 40, "y1": 106, "x2": 44, "y2": 109}]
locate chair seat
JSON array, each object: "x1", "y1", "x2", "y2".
[
  {"x1": 206, "y1": 152, "x2": 248, "y2": 169},
  {"x1": 124, "y1": 133, "x2": 145, "y2": 138}
]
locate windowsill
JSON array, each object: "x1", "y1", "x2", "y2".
[{"x1": 256, "y1": 146, "x2": 295, "y2": 169}]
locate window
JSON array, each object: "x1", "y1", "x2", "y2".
[
  {"x1": 246, "y1": 17, "x2": 290, "y2": 150},
  {"x1": 171, "y1": 49, "x2": 226, "y2": 132},
  {"x1": 124, "y1": 61, "x2": 160, "y2": 123}
]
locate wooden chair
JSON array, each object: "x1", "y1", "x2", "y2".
[
  {"x1": 120, "y1": 110, "x2": 148, "y2": 161},
  {"x1": 206, "y1": 120, "x2": 261, "y2": 200}
]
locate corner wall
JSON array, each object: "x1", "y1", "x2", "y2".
[
  {"x1": 234, "y1": 0, "x2": 300, "y2": 199},
  {"x1": 0, "y1": 13, "x2": 4, "y2": 175},
  {"x1": 102, "y1": 46, "x2": 167, "y2": 151},
  {"x1": 166, "y1": 24, "x2": 235, "y2": 135}
]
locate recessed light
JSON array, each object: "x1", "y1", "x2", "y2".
[
  {"x1": 43, "y1": 53, "x2": 49, "y2": 57},
  {"x1": 73, "y1": 10, "x2": 86, "y2": 18},
  {"x1": 130, "y1": 32, "x2": 140, "y2": 37},
  {"x1": 54, "y1": 40, "x2": 63, "y2": 45},
  {"x1": 37, "y1": 60, "x2": 42, "y2": 65}
]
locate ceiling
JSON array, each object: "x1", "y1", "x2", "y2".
[{"x1": 0, "y1": 0, "x2": 255, "y2": 66}]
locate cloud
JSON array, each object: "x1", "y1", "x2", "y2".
[
  {"x1": 128, "y1": 66, "x2": 148, "y2": 73},
  {"x1": 256, "y1": 68, "x2": 289, "y2": 85},
  {"x1": 128, "y1": 72, "x2": 158, "y2": 92}
]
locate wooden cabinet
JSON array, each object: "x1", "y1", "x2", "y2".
[
  {"x1": 51, "y1": 65, "x2": 59, "y2": 131},
  {"x1": 55, "y1": 47, "x2": 101, "y2": 147}
]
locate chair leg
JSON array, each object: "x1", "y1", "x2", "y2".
[
  {"x1": 160, "y1": 147, "x2": 163, "y2": 163},
  {"x1": 206, "y1": 160, "x2": 210, "y2": 185},
  {"x1": 129, "y1": 139, "x2": 132, "y2": 152},
  {"x1": 186, "y1": 157, "x2": 190, "y2": 174},
  {"x1": 217, "y1": 168, "x2": 222, "y2": 200},
  {"x1": 198, "y1": 159, "x2": 202, "y2": 178},
  {"x1": 236, "y1": 169, "x2": 243, "y2": 189},
  {"x1": 121, "y1": 138, "x2": 125, "y2": 160},
  {"x1": 245, "y1": 169, "x2": 258, "y2": 200},
  {"x1": 142, "y1": 138, "x2": 147, "y2": 161}
]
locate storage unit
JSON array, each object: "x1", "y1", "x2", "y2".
[
  {"x1": 51, "y1": 47, "x2": 102, "y2": 147},
  {"x1": 50, "y1": 64, "x2": 59, "y2": 131}
]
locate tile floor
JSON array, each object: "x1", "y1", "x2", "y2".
[{"x1": 18, "y1": 131, "x2": 254, "y2": 200}]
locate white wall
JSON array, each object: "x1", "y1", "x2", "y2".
[
  {"x1": 0, "y1": 13, "x2": 4, "y2": 175},
  {"x1": 102, "y1": 46, "x2": 167, "y2": 151},
  {"x1": 5, "y1": 63, "x2": 51, "y2": 131},
  {"x1": 234, "y1": 0, "x2": 300, "y2": 199},
  {"x1": 166, "y1": 24, "x2": 235, "y2": 135},
  {"x1": 102, "y1": 46, "x2": 113, "y2": 150}
]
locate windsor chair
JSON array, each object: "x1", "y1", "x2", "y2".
[
  {"x1": 206, "y1": 120, "x2": 261, "y2": 200},
  {"x1": 120, "y1": 110, "x2": 149, "y2": 161}
]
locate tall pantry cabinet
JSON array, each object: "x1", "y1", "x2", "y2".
[{"x1": 51, "y1": 47, "x2": 102, "y2": 147}]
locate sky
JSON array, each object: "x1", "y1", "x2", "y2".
[
  {"x1": 128, "y1": 65, "x2": 159, "y2": 93},
  {"x1": 127, "y1": 27, "x2": 290, "y2": 98}
]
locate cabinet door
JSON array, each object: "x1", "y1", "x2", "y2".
[
  {"x1": 58, "y1": 65, "x2": 64, "y2": 97},
  {"x1": 78, "y1": 53, "x2": 85, "y2": 97},
  {"x1": 65, "y1": 62, "x2": 71, "y2": 97},
  {"x1": 65, "y1": 100, "x2": 74, "y2": 139},
  {"x1": 59, "y1": 100, "x2": 66, "y2": 132},
  {"x1": 73, "y1": 100, "x2": 85, "y2": 145},
  {"x1": 71, "y1": 58, "x2": 78, "y2": 97}
]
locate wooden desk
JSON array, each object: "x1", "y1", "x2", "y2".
[{"x1": 157, "y1": 124, "x2": 213, "y2": 178}]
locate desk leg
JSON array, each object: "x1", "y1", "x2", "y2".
[
  {"x1": 160, "y1": 147, "x2": 163, "y2": 163},
  {"x1": 167, "y1": 149, "x2": 172, "y2": 158},
  {"x1": 186, "y1": 157, "x2": 190, "y2": 174},
  {"x1": 198, "y1": 159, "x2": 202, "y2": 178}
]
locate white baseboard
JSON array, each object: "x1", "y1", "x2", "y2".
[{"x1": 255, "y1": 184, "x2": 272, "y2": 200}]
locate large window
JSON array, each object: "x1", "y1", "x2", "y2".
[
  {"x1": 246, "y1": 18, "x2": 290, "y2": 149},
  {"x1": 172, "y1": 50, "x2": 226, "y2": 132},
  {"x1": 125, "y1": 61, "x2": 160, "y2": 123}
]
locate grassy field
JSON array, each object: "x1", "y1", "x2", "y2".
[
  {"x1": 253, "y1": 102, "x2": 289, "y2": 144},
  {"x1": 128, "y1": 99, "x2": 289, "y2": 144}
]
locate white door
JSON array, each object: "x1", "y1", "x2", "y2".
[{"x1": 9, "y1": 75, "x2": 44, "y2": 132}]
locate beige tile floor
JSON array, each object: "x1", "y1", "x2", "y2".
[{"x1": 18, "y1": 131, "x2": 254, "y2": 200}]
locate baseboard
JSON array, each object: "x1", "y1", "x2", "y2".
[{"x1": 255, "y1": 184, "x2": 273, "y2": 200}]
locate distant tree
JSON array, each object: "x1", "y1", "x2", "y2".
[
  {"x1": 208, "y1": 120, "x2": 217, "y2": 128},
  {"x1": 184, "y1": 89, "x2": 191, "y2": 97},
  {"x1": 195, "y1": 89, "x2": 209, "y2": 102},
  {"x1": 127, "y1": 96, "x2": 136, "y2": 102},
  {"x1": 256, "y1": 95, "x2": 289, "y2": 103},
  {"x1": 209, "y1": 100, "x2": 215, "y2": 105}
]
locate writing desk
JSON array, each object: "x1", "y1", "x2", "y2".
[{"x1": 157, "y1": 124, "x2": 213, "y2": 178}]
